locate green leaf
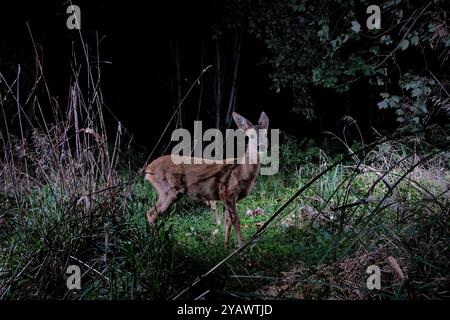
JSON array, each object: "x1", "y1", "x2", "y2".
[
  {"x1": 412, "y1": 87, "x2": 423, "y2": 97},
  {"x1": 351, "y1": 21, "x2": 361, "y2": 33},
  {"x1": 410, "y1": 35, "x2": 419, "y2": 46},
  {"x1": 391, "y1": 95, "x2": 401, "y2": 104},
  {"x1": 342, "y1": 34, "x2": 349, "y2": 43},
  {"x1": 380, "y1": 35, "x2": 393, "y2": 45},
  {"x1": 399, "y1": 39, "x2": 409, "y2": 50},
  {"x1": 377, "y1": 101, "x2": 389, "y2": 109},
  {"x1": 418, "y1": 104, "x2": 427, "y2": 113}
]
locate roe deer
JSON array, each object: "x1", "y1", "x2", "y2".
[{"x1": 144, "y1": 112, "x2": 269, "y2": 249}]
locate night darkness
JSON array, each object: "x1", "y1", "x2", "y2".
[{"x1": 0, "y1": 0, "x2": 394, "y2": 151}]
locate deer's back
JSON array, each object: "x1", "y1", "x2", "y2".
[{"x1": 145, "y1": 155, "x2": 260, "y2": 202}]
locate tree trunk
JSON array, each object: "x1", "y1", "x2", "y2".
[
  {"x1": 215, "y1": 39, "x2": 222, "y2": 129},
  {"x1": 174, "y1": 42, "x2": 183, "y2": 128},
  {"x1": 225, "y1": 30, "x2": 242, "y2": 128},
  {"x1": 196, "y1": 43, "x2": 206, "y2": 121}
]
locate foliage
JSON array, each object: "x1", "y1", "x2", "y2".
[{"x1": 243, "y1": 0, "x2": 450, "y2": 130}]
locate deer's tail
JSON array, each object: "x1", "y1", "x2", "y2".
[{"x1": 144, "y1": 165, "x2": 157, "y2": 182}]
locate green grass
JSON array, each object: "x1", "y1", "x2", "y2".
[{"x1": 1, "y1": 137, "x2": 449, "y2": 300}]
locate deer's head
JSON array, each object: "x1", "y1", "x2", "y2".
[{"x1": 232, "y1": 112, "x2": 269, "y2": 157}]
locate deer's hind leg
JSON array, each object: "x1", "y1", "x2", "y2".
[
  {"x1": 147, "y1": 191, "x2": 178, "y2": 225},
  {"x1": 146, "y1": 174, "x2": 179, "y2": 225}
]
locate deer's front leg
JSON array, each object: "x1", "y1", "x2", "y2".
[
  {"x1": 229, "y1": 202, "x2": 244, "y2": 248},
  {"x1": 207, "y1": 200, "x2": 221, "y2": 225},
  {"x1": 221, "y1": 197, "x2": 244, "y2": 249}
]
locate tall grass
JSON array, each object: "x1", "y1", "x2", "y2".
[
  {"x1": 252, "y1": 134, "x2": 450, "y2": 300},
  {"x1": 0, "y1": 33, "x2": 176, "y2": 299}
]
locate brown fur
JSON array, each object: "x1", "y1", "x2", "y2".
[{"x1": 145, "y1": 112, "x2": 269, "y2": 249}]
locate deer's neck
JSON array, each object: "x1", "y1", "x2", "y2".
[{"x1": 241, "y1": 140, "x2": 262, "y2": 166}]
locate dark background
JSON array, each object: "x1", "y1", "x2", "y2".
[{"x1": 0, "y1": 0, "x2": 393, "y2": 152}]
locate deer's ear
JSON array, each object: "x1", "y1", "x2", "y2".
[
  {"x1": 233, "y1": 112, "x2": 253, "y2": 130},
  {"x1": 258, "y1": 112, "x2": 269, "y2": 129}
]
